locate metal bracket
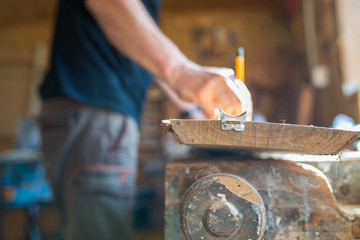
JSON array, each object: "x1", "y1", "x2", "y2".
[{"x1": 220, "y1": 109, "x2": 247, "y2": 131}]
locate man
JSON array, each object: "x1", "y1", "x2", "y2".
[{"x1": 40, "y1": 0, "x2": 251, "y2": 239}]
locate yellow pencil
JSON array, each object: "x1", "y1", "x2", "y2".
[{"x1": 235, "y1": 47, "x2": 245, "y2": 83}]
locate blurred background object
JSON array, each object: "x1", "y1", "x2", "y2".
[{"x1": 1, "y1": 0, "x2": 360, "y2": 239}]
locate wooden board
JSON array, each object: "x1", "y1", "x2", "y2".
[{"x1": 162, "y1": 120, "x2": 360, "y2": 155}]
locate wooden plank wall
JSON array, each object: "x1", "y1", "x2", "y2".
[
  {"x1": 0, "y1": 0, "x2": 55, "y2": 150},
  {"x1": 161, "y1": 0, "x2": 359, "y2": 127},
  {"x1": 336, "y1": 0, "x2": 360, "y2": 122}
]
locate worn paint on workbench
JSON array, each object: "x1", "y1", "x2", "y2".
[
  {"x1": 179, "y1": 173, "x2": 266, "y2": 239},
  {"x1": 165, "y1": 156, "x2": 360, "y2": 240},
  {"x1": 308, "y1": 160, "x2": 360, "y2": 205}
]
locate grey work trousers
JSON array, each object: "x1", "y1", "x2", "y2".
[{"x1": 40, "y1": 100, "x2": 139, "y2": 240}]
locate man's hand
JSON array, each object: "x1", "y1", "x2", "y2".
[{"x1": 165, "y1": 63, "x2": 252, "y2": 119}]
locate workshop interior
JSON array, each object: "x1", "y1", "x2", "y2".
[{"x1": 1, "y1": 0, "x2": 360, "y2": 239}]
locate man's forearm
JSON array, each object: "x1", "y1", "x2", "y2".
[
  {"x1": 86, "y1": 0, "x2": 187, "y2": 86},
  {"x1": 85, "y1": 0, "x2": 249, "y2": 119}
]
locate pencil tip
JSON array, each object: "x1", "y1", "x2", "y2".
[{"x1": 238, "y1": 47, "x2": 244, "y2": 57}]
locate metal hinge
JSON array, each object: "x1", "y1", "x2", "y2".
[{"x1": 220, "y1": 109, "x2": 247, "y2": 131}]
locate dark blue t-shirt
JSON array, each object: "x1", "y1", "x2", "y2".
[{"x1": 40, "y1": 0, "x2": 161, "y2": 124}]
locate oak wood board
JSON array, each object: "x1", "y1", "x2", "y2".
[{"x1": 162, "y1": 120, "x2": 360, "y2": 155}]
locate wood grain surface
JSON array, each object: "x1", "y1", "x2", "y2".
[{"x1": 162, "y1": 120, "x2": 360, "y2": 155}]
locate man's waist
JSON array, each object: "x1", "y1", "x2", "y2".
[{"x1": 42, "y1": 98, "x2": 83, "y2": 109}]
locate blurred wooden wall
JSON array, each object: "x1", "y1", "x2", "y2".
[
  {"x1": 0, "y1": 0, "x2": 56, "y2": 150},
  {"x1": 0, "y1": 0, "x2": 359, "y2": 151},
  {"x1": 336, "y1": 0, "x2": 360, "y2": 122},
  {"x1": 161, "y1": 0, "x2": 359, "y2": 127}
]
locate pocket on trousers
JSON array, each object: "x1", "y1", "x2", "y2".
[
  {"x1": 71, "y1": 171, "x2": 134, "y2": 199},
  {"x1": 41, "y1": 108, "x2": 79, "y2": 128}
]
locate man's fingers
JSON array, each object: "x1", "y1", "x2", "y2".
[
  {"x1": 225, "y1": 78, "x2": 244, "y2": 116},
  {"x1": 212, "y1": 75, "x2": 242, "y2": 116},
  {"x1": 197, "y1": 80, "x2": 225, "y2": 119},
  {"x1": 198, "y1": 75, "x2": 244, "y2": 119},
  {"x1": 171, "y1": 64, "x2": 251, "y2": 120}
]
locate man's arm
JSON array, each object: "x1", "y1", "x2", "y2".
[{"x1": 86, "y1": 0, "x2": 246, "y2": 118}]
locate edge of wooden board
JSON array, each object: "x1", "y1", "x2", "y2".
[{"x1": 161, "y1": 120, "x2": 360, "y2": 155}]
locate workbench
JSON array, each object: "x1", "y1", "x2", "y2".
[
  {"x1": 165, "y1": 152, "x2": 360, "y2": 240},
  {"x1": 163, "y1": 120, "x2": 360, "y2": 240}
]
